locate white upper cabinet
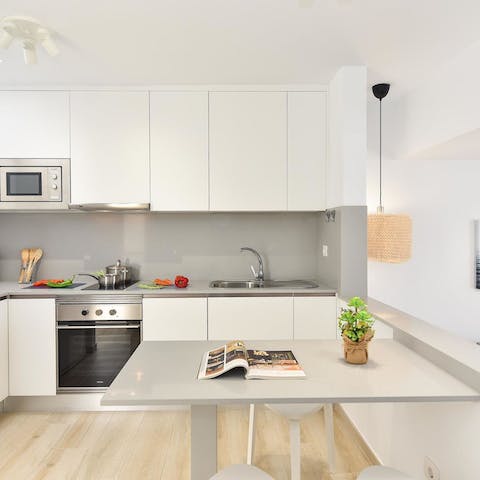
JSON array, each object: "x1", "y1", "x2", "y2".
[
  {"x1": 150, "y1": 92, "x2": 209, "y2": 211},
  {"x1": 0, "y1": 300, "x2": 8, "y2": 402},
  {"x1": 287, "y1": 92, "x2": 327, "y2": 211},
  {"x1": 70, "y1": 91, "x2": 149, "y2": 205},
  {"x1": 0, "y1": 91, "x2": 69, "y2": 158},
  {"x1": 209, "y1": 92, "x2": 287, "y2": 211},
  {"x1": 9, "y1": 298, "x2": 56, "y2": 396}
]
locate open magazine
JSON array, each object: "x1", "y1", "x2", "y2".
[{"x1": 198, "y1": 340, "x2": 306, "y2": 380}]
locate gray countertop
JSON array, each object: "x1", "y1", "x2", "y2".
[
  {"x1": 102, "y1": 339, "x2": 480, "y2": 407},
  {"x1": 0, "y1": 280, "x2": 336, "y2": 299}
]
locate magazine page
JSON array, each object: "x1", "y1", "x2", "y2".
[
  {"x1": 197, "y1": 341, "x2": 249, "y2": 379},
  {"x1": 245, "y1": 349, "x2": 306, "y2": 379}
]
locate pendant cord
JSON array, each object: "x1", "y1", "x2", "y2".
[{"x1": 379, "y1": 98, "x2": 383, "y2": 209}]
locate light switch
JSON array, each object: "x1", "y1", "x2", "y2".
[{"x1": 322, "y1": 245, "x2": 328, "y2": 257}]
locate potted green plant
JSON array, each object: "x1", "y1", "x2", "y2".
[{"x1": 338, "y1": 297, "x2": 375, "y2": 364}]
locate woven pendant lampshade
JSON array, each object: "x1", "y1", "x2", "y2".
[
  {"x1": 368, "y1": 84, "x2": 412, "y2": 263},
  {"x1": 368, "y1": 209, "x2": 412, "y2": 263}
]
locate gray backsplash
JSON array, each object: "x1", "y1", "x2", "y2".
[
  {"x1": 0, "y1": 212, "x2": 322, "y2": 282},
  {"x1": 317, "y1": 206, "x2": 368, "y2": 299}
]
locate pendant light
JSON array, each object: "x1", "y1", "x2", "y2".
[{"x1": 368, "y1": 83, "x2": 412, "y2": 263}]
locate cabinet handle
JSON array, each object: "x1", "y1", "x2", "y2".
[{"x1": 57, "y1": 325, "x2": 140, "y2": 330}]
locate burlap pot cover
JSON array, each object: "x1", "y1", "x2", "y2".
[{"x1": 342, "y1": 331, "x2": 374, "y2": 365}]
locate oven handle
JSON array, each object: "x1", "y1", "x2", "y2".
[{"x1": 57, "y1": 325, "x2": 140, "y2": 330}]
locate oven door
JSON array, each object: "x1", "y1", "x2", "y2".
[{"x1": 57, "y1": 320, "x2": 141, "y2": 391}]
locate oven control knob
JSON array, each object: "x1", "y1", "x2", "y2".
[
  {"x1": 109, "y1": 309, "x2": 117, "y2": 316},
  {"x1": 51, "y1": 173, "x2": 58, "y2": 180},
  {"x1": 95, "y1": 309, "x2": 103, "y2": 316},
  {"x1": 52, "y1": 183, "x2": 58, "y2": 190},
  {"x1": 81, "y1": 309, "x2": 89, "y2": 316}
]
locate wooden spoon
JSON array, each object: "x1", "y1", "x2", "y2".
[
  {"x1": 18, "y1": 248, "x2": 29, "y2": 283},
  {"x1": 25, "y1": 248, "x2": 43, "y2": 283},
  {"x1": 27, "y1": 248, "x2": 43, "y2": 283}
]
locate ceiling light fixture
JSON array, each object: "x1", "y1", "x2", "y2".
[
  {"x1": 368, "y1": 83, "x2": 412, "y2": 263},
  {"x1": 0, "y1": 16, "x2": 59, "y2": 65}
]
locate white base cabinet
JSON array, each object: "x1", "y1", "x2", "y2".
[
  {"x1": 208, "y1": 297, "x2": 293, "y2": 340},
  {"x1": 143, "y1": 298, "x2": 207, "y2": 341},
  {"x1": 9, "y1": 298, "x2": 56, "y2": 396},
  {"x1": 0, "y1": 300, "x2": 8, "y2": 402},
  {"x1": 294, "y1": 296, "x2": 337, "y2": 339}
]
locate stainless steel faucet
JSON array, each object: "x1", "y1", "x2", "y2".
[{"x1": 240, "y1": 247, "x2": 264, "y2": 282}]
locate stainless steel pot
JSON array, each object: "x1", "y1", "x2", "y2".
[
  {"x1": 106, "y1": 259, "x2": 131, "y2": 285},
  {"x1": 78, "y1": 273, "x2": 120, "y2": 288}
]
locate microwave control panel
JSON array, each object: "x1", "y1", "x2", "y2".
[{"x1": 47, "y1": 167, "x2": 62, "y2": 201}]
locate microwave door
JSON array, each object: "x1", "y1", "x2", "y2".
[{"x1": 0, "y1": 167, "x2": 48, "y2": 202}]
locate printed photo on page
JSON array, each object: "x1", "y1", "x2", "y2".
[{"x1": 198, "y1": 341, "x2": 305, "y2": 380}]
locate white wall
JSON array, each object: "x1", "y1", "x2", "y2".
[
  {"x1": 344, "y1": 402, "x2": 480, "y2": 480},
  {"x1": 401, "y1": 40, "x2": 480, "y2": 158},
  {"x1": 367, "y1": 91, "x2": 480, "y2": 342},
  {"x1": 349, "y1": 59, "x2": 480, "y2": 480}
]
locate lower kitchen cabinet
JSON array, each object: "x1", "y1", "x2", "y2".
[
  {"x1": 293, "y1": 296, "x2": 337, "y2": 339},
  {"x1": 143, "y1": 297, "x2": 207, "y2": 341},
  {"x1": 0, "y1": 300, "x2": 8, "y2": 401},
  {"x1": 9, "y1": 298, "x2": 56, "y2": 396},
  {"x1": 208, "y1": 297, "x2": 293, "y2": 340}
]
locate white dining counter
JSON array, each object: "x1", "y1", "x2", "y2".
[{"x1": 102, "y1": 339, "x2": 479, "y2": 479}]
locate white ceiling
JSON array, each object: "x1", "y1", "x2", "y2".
[{"x1": 1, "y1": 0, "x2": 480, "y2": 93}]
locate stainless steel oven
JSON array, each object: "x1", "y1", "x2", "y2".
[
  {"x1": 0, "y1": 158, "x2": 70, "y2": 209},
  {"x1": 56, "y1": 296, "x2": 142, "y2": 392}
]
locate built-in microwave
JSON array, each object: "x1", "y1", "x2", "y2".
[{"x1": 0, "y1": 158, "x2": 70, "y2": 210}]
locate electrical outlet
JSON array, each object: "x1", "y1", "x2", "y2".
[
  {"x1": 322, "y1": 245, "x2": 328, "y2": 257},
  {"x1": 424, "y1": 457, "x2": 440, "y2": 480}
]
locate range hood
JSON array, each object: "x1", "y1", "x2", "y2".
[{"x1": 68, "y1": 203, "x2": 150, "y2": 212}]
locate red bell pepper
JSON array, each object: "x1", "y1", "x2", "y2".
[{"x1": 174, "y1": 275, "x2": 189, "y2": 288}]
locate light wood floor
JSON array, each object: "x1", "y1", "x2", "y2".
[{"x1": 0, "y1": 405, "x2": 377, "y2": 480}]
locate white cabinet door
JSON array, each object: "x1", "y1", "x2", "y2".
[
  {"x1": 143, "y1": 298, "x2": 207, "y2": 341},
  {"x1": 208, "y1": 297, "x2": 293, "y2": 340},
  {"x1": 0, "y1": 300, "x2": 8, "y2": 402},
  {"x1": 0, "y1": 91, "x2": 70, "y2": 158},
  {"x1": 287, "y1": 92, "x2": 327, "y2": 211},
  {"x1": 150, "y1": 92, "x2": 209, "y2": 211},
  {"x1": 9, "y1": 298, "x2": 56, "y2": 396},
  {"x1": 293, "y1": 296, "x2": 337, "y2": 339},
  {"x1": 209, "y1": 92, "x2": 287, "y2": 211},
  {"x1": 70, "y1": 91, "x2": 149, "y2": 204}
]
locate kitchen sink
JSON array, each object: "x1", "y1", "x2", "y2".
[{"x1": 209, "y1": 280, "x2": 318, "y2": 289}]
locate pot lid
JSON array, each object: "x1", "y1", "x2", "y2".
[{"x1": 106, "y1": 259, "x2": 129, "y2": 271}]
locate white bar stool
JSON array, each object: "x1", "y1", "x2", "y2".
[
  {"x1": 358, "y1": 466, "x2": 413, "y2": 480},
  {"x1": 247, "y1": 403, "x2": 335, "y2": 480},
  {"x1": 209, "y1": 464, "x2": 274, "y2": 480}
]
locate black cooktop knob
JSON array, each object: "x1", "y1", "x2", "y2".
[
  {"x1": 109, "y1": 309, "x2": 117, "y2": 316},
  {"x1": 81, "y1": 309, "x2": 89, "y2": 316},
  {"x1": 95, "y1": 309, "x2": 103, "y2": 316}
]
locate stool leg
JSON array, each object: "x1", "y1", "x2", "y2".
[
  {"x1": 247, "y1": 403, "x2": 256, "y2": 465},
  {"x1": 324, "y1": 404, "x2": 336, "y2": 473},
  {"x1": 289, "y1": 419, "x2": 301, "y2": 480}
]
